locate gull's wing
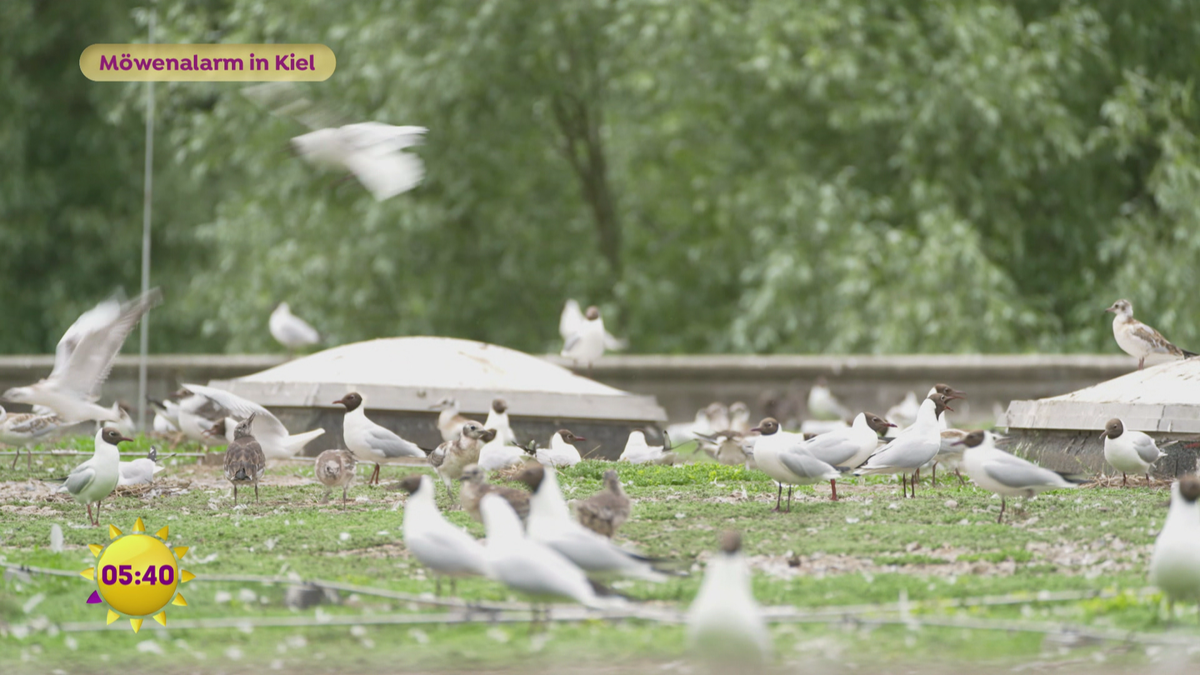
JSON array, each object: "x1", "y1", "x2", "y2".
[
  {"x1": 8, "y1": 413, "x2": 63, "y2": 438},
  {"x1": 64, "y1": 464, "x2": 97, "y2": 496},
  {"x1": 281, "y1": 313, "x2": 320, "y2": 345},
  {"x1": 1131, "y1": 433, "x2": 1165, "y2": 464},
  {"x1": 410, "y1": 527, "x2": 488, "y2": 576},
  {"x1": 779, "y1": 449, "x2": 840, "y2": 480},
  {"x1": 602, "y1": 332, "x2": 629, "y2": 351},
  {"x1": 340, "y1": 123, "x2": 427, "y2": 152},
  {"x1": 799, "y1": 429, "x2": 857, "y2": 466},
  {"x1": 982, "y1": 455, "x2": 1070, "y2": 490},
  {"x1": 240, "y1": 82, "x2": 347, "y2": 130},
  {"x1": 366, "y1": 424, "x2": 424, "y2": 458},
  {"x1": 180, "y1": 383, "x2": 288, "y2": 443},
  {"x1": 1129, "y1": 321, "x2": 1186, "y2": 357},
  {"x1": 51, "y1": 293, "x2": 123, "y2": 381},
  {"x1": 562, "y1": 331, "x2": 582, "y2": 353},
  {"x1": 342, "y1": 147, "x2": 425, "y2": 201},
  {"x1": 47, "y1": 289, "x2": 161, "y2": 399}
]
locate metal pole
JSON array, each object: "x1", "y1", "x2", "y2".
[{"x1": 137, "y1": 8, "x2": 156, "y2": 433}]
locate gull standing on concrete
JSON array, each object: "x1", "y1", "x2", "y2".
[
  {"x1": 398, "y1": 474, "x2": 489, "y2": 595},
  {"x1": 686, "y1": 530, "x2": 772, "y2": 665},
  {"x1": 3, "y1": 289, "x2": 161, "y2": 423},
  {"x1": 957, "y1": 430, "x2": 1085, "y2": 523},
  {"x1": 537, "y1": 429, "x2": 586, "y2": 468},
  {"x1": 749, "y1": 418, "x2": 842, "y2": 511},
  {"x1": 1101, "y1": 418, "x2": 1167, "y2": 486},
  {"x1": 854, "y1": 394, "x2": 949, "y2": 498},
  {"x1": 574, "y1": 469, "x2": 632, "y2": 538},
  {"x1": 334, "y1": 392, "x2": 424, "y2": 485},
  {"x1": 518, "y1": 464, "x2": 666, "y2": 582},
  {"x1": 483, "y1": 398, "x2": 517, "y2": 446},
  {"x1": 798, "y1": 412, "x2": 895, "y2": 501},
  {"x1": 1105, "y1": 299, "x2": 1196, "y2": 370},
  {"x1": 224, "y1": 415, "x2": 266, "y2": 505},
  {"x1": 458, "y1": 464, "x2": 530, "y2": 523},
  {"x1": 59, "y1": 427, "x2": 131, "y2": 526},
  {"x1": 314, "y1": 448, "x2": 356, "y2": 506},
  {"x1": 429, "y1": 397, "x2": 473, "y2": 443},
  {"x1": 118, "y1": 446, "x2": 164, "y2": 487},
  {"x1": 429, "y1": 422, "x2": 493, "y2": 497},
  {"x1": 1, "y1": 405, "x2": 65, "y2": 470},
  {"x1": 1149, "y1": 475, "x2": 1200, "y2": 613},
  {"x1": 561, "y1": 305, "x2": 608, "y2": 373},
  {"x1": 807, "y1": 377, "x2": 851, "y2": 421},
  {"x1": 183, "y1": 383, "x2": 325, "y2": 461},
  {"x1": 560, "y1": 299, "x2": 628, "y2": 351},
  {"x1": 269, "y1": 302, "x2": 321, "y2": 356}
]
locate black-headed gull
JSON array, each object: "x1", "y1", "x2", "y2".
[
  {"x1": 59, "y1": 428, "x2": 130, "y2": 526},
  {"x1": 854, "y1": 394, "x2": 949, "y2": 498},
  {"x1": 560, "y1": 305, "x2": 608, "y2": 372},
  {"x1": 118, "y1": 446, "x2": 164, "y2": 487},
  {"x1": 458, "y1": 464, "x2": 530, "y2": 523},
  {"x1": 314, "y1": 449, "x2": 356, "y2": 506},
  {"x1": 686, "y1": 531, "x2": 771, "y2": 665},
  {"x1": 269, "y1": 302, "x2": 320, "y2": 355},
  {"x1": 559, "y1": 299, "x2": 627, "y2": 351},
  {"x1": 477, "y1": 431, "x2": 527, "y2": 471},
  {"x1": 428, "y1": 396, "x2": 473, "y2": 443},
  {"x1": 1101, "y1": 418, "x2": 1166, "y2": 486},
  {"x1": 1149, "y1": 475, "x2": 1200, "y2": 612},
  {"x1": 749, "y1": 418, "x2": 842, "y2": 511},
  {"x1": 223, "y1": 416, "x2": 266, "y2": 505},
  {"x1": 1, "y1": 405, "x2": 65, "y2": 470},
  {"x1": 618, "y1": 430, "x2": 677, "y2": 465},
  {"x1": 574, "y1": 469, "x2": 631, "y2": 538},
  {"x1": 483, "y1": 398, "x2": 517, "y2": 446},
  {"x1": 398, "y1": 474, "x2": 488, "y2": 595},
  {"x1": 957, "y1": 430, "x2": 1085, "y2": 523},
  {"x1": 333, "y1": 392, "x2": 424, "y2": 485},
  {"x1": 429, "y1": 423, "x2": 494, "y2": 497},
  {"x1": 1105, "y1": 299, "x2": 1196, "y2": 370},
  {"x1": 3, "y1": 289, "x2": 160, "y2": 423},
  {"x1": 184, "y1": 383, "x2": 325, "y2": 462},
  {"x1": 798, "y1": 412, "x2": 895, "y2": 500},
  {"x1": 292, "y1": 122, "x2": 426, "y2": 202},
  {"x1": 536, "y1": 429, "x2": 585, "y2": 468}
]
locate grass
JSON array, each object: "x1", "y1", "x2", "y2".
[{"x1": 0, "y1": 435, "x2": 1196, "y2": 674}]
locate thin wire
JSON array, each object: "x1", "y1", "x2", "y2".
[{"x1": 136, "y1": 7, "x2": 156, "y2": 433}]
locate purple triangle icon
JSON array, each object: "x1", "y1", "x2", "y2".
[{"x1": 87, "y1": 590, "x2": 102, "y2": 604}]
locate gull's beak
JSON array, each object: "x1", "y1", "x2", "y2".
[
  {"x1": 118, "y1": 436, "x2": 135, "y2": 444},
  {"x1": 573, "y1": 435, "x2": 587, "y2": 442},
  {"x1": 944, "y1": 403, "x2": 956, "y2": 412},
  {"x1": 947, "y1": 391, "x2": 967, "y2": 401},
  {"x1": 952, "y1": 440, "x2": 966, "y2": 446},
  {"x1": 1104, "y1": 306, "x2": 1117, "y2": 313},
  {"x1": 887, "y1": 422, "x2": 898, "y2": 428},
  {"x1": 750, "y1": 427, "x2": 761, "y2": 433},
  {"x1": 332, "y1": 399, "x2": 346, "y2": 406},
  {"x1": 1098, "y1": 430, "x2": 1108, "y2": 439}
]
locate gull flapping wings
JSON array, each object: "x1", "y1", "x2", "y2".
[
  {"x1": 180, "y1": 383, "x2": 290, "y2": 448},
  {"x1": 47, "y1": 289, "x2": 162, "y2": 399},
  {"x1": 241, "y1": 82, "x2": 347, "y2": 131}
]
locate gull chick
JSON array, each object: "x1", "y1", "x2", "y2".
[
  {"x1": 429, "y1": 397, "x2": 473, "y2": 443},
  {"x1": 3, "y1": 289, "x2": 161, "y2": 423},
  {"x1": 1149, "y1": 475, "x2": 1200, "y2": 612},
  {"x1": 957, "y1": 430, "x2": 1084, "y2": 523},
  {"x1": 118, "y1": 446, "x2": 165, "y2": 487},
  {"x1": 574, "y1": 470, "x2": 632, "y2": 538},
  {"x1": 334, "y1": 392, "x2": 424, "y2": 485},
  {"x1": 1101, "y1": 418, "x2": 1166, "y2": 486},
  {"x1": 687, "y1": 531, "x2": 771, "y2": 665},
  {"x1": 223, "y1": 415, "x2": 266, "y2": 505},
  {"x1": 1106, "y1": 299, "x2": 1196, "y2": 370},
  {"x1": 458, "y1": 464, "x2": 530, "y2": 523},
  {"x1": 60, "y1": 427, "x2": 131, "y2": 526},
  {"x1": 1, "y1": 405, "x2": 66, "y2": 470},
  {"x1": 429, "y1": 422, "x2": 493, "y2": 497},
  {"x1": 398, "y1": 474, "x2": 488, "y2": 595},
  {"x1": 292, "y1": 122, "x2": 427, "y2": 201},
  {"x1": 269, "y1": 302, "x2": 320, "y2": 355},
  {"x1": 314, "y1": 448, "x2": 356, "y2": 506},
  {"x1": 537, "y1": 429, "x2": 586, "y2": 468}
]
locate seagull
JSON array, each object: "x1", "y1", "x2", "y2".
[
  {"x1": 183, "y1": 383, "x2": 325, "y2": 462},
  {"x1": 269, "y1": 302, "x2": 320, "y2": 355},
  {"x1": 1105, "y1": 299, "x2": 1196, "y2": 370},
  {"x1": 854, "y1": 394, "x2": 949, "y2": 498},
  {"x1": 333, "y1": 392, "x2": 425, "y2": 485},
  {"x1": 1149, "y1": 475, "x2": 1200, "y2": 612},
  {"x1": 483, "y1": 398, "x2": 517, "y2": 446},
  {"x1": 99, "y1": 402, "x2": 136, "y2": 438},
  {"x1": 666, "y1": 406, "x2": 712, "y2": 444},
  {"x1": 560, "y1": 305, "x2": 608, "y2": 373},
  {"x1": 59, "y1": 427, "x2": 130, "y2": 526},
  {"x1": 618, "y1": 430, "x2": 677, "y2": 465},
  {"x1": 428, "y1": 397, "x2": 474, "y2": 443},
  {"x1": 397, "y1": 474, "x2": 489, "y2": 595},
  {"x1": 223, "y1": 415, "x2": 266, "y2": 505},
  {"x1": 1101, "y1": 418, "x2": 1167, "y2": 486},
  {"x1": 175, "y1": 389, "x2": 230, "y2": 446},
  {"x1": 314, "y1": 448, "x2": 356, "y2": 507},
  {"x1": 479, "y1": 492, "x2": 612, "y2": 618},
  {"x1": 536, "y1": 429, "x2": 586, "y2": 468},
  {"x1": 429, "y1": 422, "x2": 493, "y2": 497},
  {"x1": 458, "y1": 464, "x2": 530, "y2": 523},
  {"x1": 798, "y1": 412, "x2": 895, "y2": 500},
  {"x1": 118, "y1": 446, "x2": 164, "y2": 487},
  {"x1": 933, "y1": 429, "x2": 972, "y2": 487},
  {"x1": 147, "y1": 397, "x2": 180, "y2": 435},
  {"x1": 292, "y1": 122, "x2": 427, "y2": 201},
  {"x1": 477, "y1": 432, "x2": 528, "y2": 471},
  {"x1": 748, "y1": 418, "x2": 843, "y2": 511},
  {"x1": 957, "y1": 430, "x2": 1085, "y2": 523},
  {"x1": 686, "y1": 530, "x2": 771, "y2": 665},
  {"x1": 559, "y1": 299, "x2": 628, "y2": 351},
  {"x1": 2, "y1": 289, "x2": 161, "y2": 423},
  {"x1": 1, "y1": 405, "x2": 66, "y2": 470},
  {"x1": 807, "y1": 377, "x2": 851, "y2": 421},
  {"x1": 574, "y1": 469, "x2": 631, "y2": 538}
]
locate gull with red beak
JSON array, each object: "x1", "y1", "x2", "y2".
[
  {"x1": 798, "y1": 412, "x2": 896, "y2": 501},
  {"x1": 957, "y1": 430, "x2": 1084, "y2": 523},
  {"x1": 749, "y1": 418, "x2": 842, "y2": 511},
  {"x1": 333, "y1": 392, "x2": 425, "y2": 485},
  {"x1": 853, "y1": 394, "x2": 952, "y2": 498}
]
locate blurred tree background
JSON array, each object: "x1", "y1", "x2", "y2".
[{"x1": 3, "y1": 0, "x2": 1200, "y2": 355}]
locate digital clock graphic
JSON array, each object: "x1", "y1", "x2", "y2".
[{"x1": 80, "y1": 517, "x2": 195, "y2": 632}]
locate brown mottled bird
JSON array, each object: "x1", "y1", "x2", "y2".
[
  {"x1": 223, "y1": 414, "x2": 266, "y2": 504},
  {"x1": 429, "y1": 422, "x2": 494, "y2": 497},
  {"x1": 575, "y1": 470, "x2": 631, "y2": 538},
  {"x1": 314, "y1": 448, "x2": 356, "y2": 507},
  {"x1": 458, "y1": 464, "x2": 530, "y2": 523}
]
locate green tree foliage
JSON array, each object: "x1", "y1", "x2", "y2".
[{"x1": 3, "y1": 0, "x2": 1200, "y2": 355}]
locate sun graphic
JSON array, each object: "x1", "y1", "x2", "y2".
[{"x1": 79, "y1": 517, "x2": 194, "y2": 632}]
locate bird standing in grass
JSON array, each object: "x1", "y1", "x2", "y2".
[
  {"x1": 314, "y1": 448, "x2": 356, "y2": 506},
  {"x1": 687, "y1": 530, "x2": 772, "y2": 665},
  {"x1": 335, "y1": 392, "x2": 425, "y2": 485},
  {"x1": 574, "y1": 469, "x2": 631, "y2": 538},
  {"x1": 2, "y1": 405, "x2": 65, "y2": 470},
  {"x1": 398, "y1": 474, "x2": 489, "y2": 595},
  {"x1": 224, "y1": 415, "x2": 266, "y2": 505},
  {"x1": 429, "y1": 423, "x2": 494, "y2": 498},
  {"x1": 1101, "y1": 418, "x2": 1167, "y2": 486},
  {"x1": 59, "y1": 427, "x2": 130, "y2": 526},
  {"x1": 458, "y1": 464, "x2": 530, "y2": 523},
  {"x1": 1149, "y1": 475, "x2": 1200, "y2": 615}
]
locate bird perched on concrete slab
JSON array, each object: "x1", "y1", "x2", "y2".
[
  {"x1": 957, "y1": 430, "x2": 1085, "y2": 523},
  {"x1": 118, "y1": 446, "x2": 165, "y2": 487},
  {"x1": 561, "y1": 305, "x2": 608, "y2": 373},
  {"x1": 458, "y1": 464, "x2": 530, "y2": 523},
  {"x1": 574, "y1": 469, "x2": 632, "y2": 538},
  {"x1": 270, "y1": 302, "x2": 321, "y2": 356},
  {"x1": 334, "y1": 392, "x2": 425, "y2": 485},
  {"x1": 223, "y1": 415, "x2": 266, "y2": 505},
  {"x1": 1106, "y1": 299, "x2": 1196, "y2": 370},
  {"x1": 59, "y1": 427, "x2": 131, "y2": 526},
  {"x1": 1101, "y1": 418, "x2": 1167, "y2": 486},
  {"x1": 314, "y1": 448, "x2": 356, "y2": 507},
  {"x1": 1, "y1": 405, "x2": 66, "y2": 470},
  {"x1": 3, "y1": 289, "x2": 161, "y2": 423},
  {"x1": 1149, "y1": 475, "x2": 1200, "y2": 612},
  {"x1": 429, "y1": 422, "x2": 494, "y2": 497},
  {"x1": 428, "y1": 397, "x2": 474, "y2": 443},
  {"x1": 687, "y1": 530, "x2": 771, "y2": 665}
]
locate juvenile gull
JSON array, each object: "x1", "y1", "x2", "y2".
[
  {"x1": 536, "y1": 429, "x2": 586, "y2": 468},
  {"x1": 957, "y1": 430, "x2": 1084, "y2": 523},
  {"x1": 574, "y1": 469, "x2": 632, "y2": 538},
  {"x1": 1, "y1": 405, "x2": 66, "y2": 470},
  {"x1": 398, "y1": 474, "x2": 488, "y2": 595},
  {"x1": 59, "y1": 427, "x2": 131, "y2": 526},
  {"x1": 314, "y1": 448, "x2": 356, "y2": 506},
  {"x1": 334, "y1": 392, "x2": 424, "y2": 485},
  {"x1": 428, "y1": 397, "x2": 473, "y2": 443},
  {"x1": 1149, "y1": 475, "x2": 1200, "y2": 612},
  {"x1": 429, "y1": 422, "x2": 493, "y2": 497},
  {"x1": 118, "y1": 446, "x2": 164, "y2": 487},
  {"x1": 3, "y1": 289, "x2": 161, "y2": 423},
  {"x1": 223, "y1": 416, "x2": 266, "y2": 505},
  {"x1": 1105, "y1": 299, "x2": 1196, "y2": 370},
  {"x1": 686, "y1": 531, "x2": 771, "y2": 665},
  {"x1": 458, "y1": 464, "x2": 530, "y2": 523},
  {"x1": 749, "y1": 418, "x2": 842, "y2": 511},
  {"x1": 1101, "y1": 418, "x2": 1167, "y2": 486},
  {"x1": 269, "y1": 302, "x2": 320, "y2": 355}
]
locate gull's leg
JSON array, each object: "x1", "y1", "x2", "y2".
[
  {"x1": 10, "y1": 448, "x2": 19, "y2": 470},
  {"x1": 254, "y1": 480, "x2": 260, "y2": 502},
  {"x1": 87, "y1": 503, "x2": 94, "y2": 526},
  {"x1": 1122, "y1": 472, "x2": 1128, "y2": 487},
  {"x1": 233, "y1": 484, "x2": 238, "y2": 505},
  {"x1": 956, "y1": 469, "x2": 967, "y2": 487},
  {"x1": 931, "y1": 463, "x2": 938, "y2": 488},
  {"x1": 786, "y1": 486, "x2": 793, "y2": 513},
  {"x1": 342, "y1": 486, "x2": 348, "y2": 507},
  {"x1": 1139, "y1": 358, "x2": 1145, "y2": 370},
  {"x1": 912, "y1": 473, "x2": 917, "y2": 497},
  {"x1": 998, "y1": 497, "x2": 1006, "y2": 524},
  {"x1": 830, "y1": 479, "x2": 838, "y2": 502},
  {"x1": 774, "y1": 484, "x2": 782, "y2": 512},
  {"x1": 96, "y1": 498, "x2": 102, "y2": 525}
]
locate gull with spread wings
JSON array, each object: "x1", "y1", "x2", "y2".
[{"x1": 180, "y1": 383, "x2": 325, "y2": 462}]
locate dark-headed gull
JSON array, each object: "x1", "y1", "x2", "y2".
[
  {"x1": 429, "y1": 423, "x2": 493, "y2": 497},
  {"x1": 59, "y1": 427, "x2": 131, "y2": 526},
  {"x1": 483, "y1": 398, "x2": 517, "y2": 446},
  {"x1": 749, "y1": 418, "x2": 842, "y2": 511},
  {"x1": 3, "y1": 289, "x2": 160, "y2": 423},
  {"x1": 957, "y1": 430, "x2": 1085, "y2": 523},
  {"x1": 398, "y1": 474, "x2": 488, "y2": 595},
  {"x1": 1105, "y1": 299, "x2": 1196, "y2": 370},
  {"x1": 458, "y1": 464, "x2": 530, "y2": 523},
  {"x1": 798, "y1": 412, "x2": 895, "y2": 500},
  {"x1": 269, "y1": 302, "x2": 320, "y2": 355},
  {"x1": 686, "y1": 531, "x2": 771, "y2": 665},
  {"x1": 1149, "y1": 475, "x2": 1200, "y2": 611},
  {"x1": 618, "y1": 430, "x2": 676, "y2": 465},
  {"x1": 223, "y1": 416, "x2": 266, "y2": 505},
  {"x1": 1101, "y1": 418, "x2": 1166, "y2": 486},
  {"x1": 559, "y1": 299, "x2": 628, "y2": 351},
  {"x1": 333, "y1": 392, "x2": 424, "y2": 485},
  {"x1": 314, "y1": 449, "x2": 356, "y2": 507},
  {"x1": 574, "y1": 469, "x2": 631, "y2": 538},
  {"x1": 854, "y1": 394, "x2": 949, "y2": 498},
  {"x1": 561, "y1": 305, "x2": 608, "y2": 372},
  {"x1": 537, "y1": 429, "x2": 585, "y2": 468},
  {"x1": 184, "y1": 383, "x2": 325, "y2": 462},
  {"x1": 477, "y1": 431, "x2": 527, "y2": 471}
]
